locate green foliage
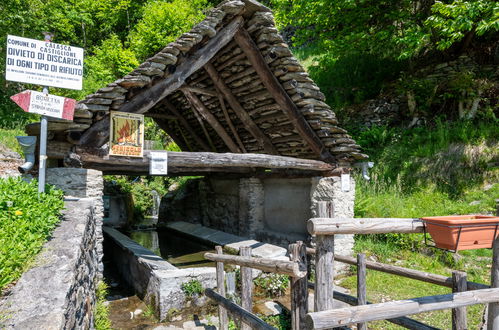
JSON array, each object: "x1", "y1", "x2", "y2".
[
  {"x1": 0, "y1": 177, "x2": 64, "y2": 290},
  {"x1": 94, "y1": 281, "x2": 112, "y2": 330},
  {"x1": 0, "y1": 128, "x2": 25, "y2": 154},
  {"x1": 254, "y1": 273, "x2": 289, "y2": 297},
  {"x1": 261, "y1": 311, "x2": 291, "y2": 330},
  {"x1": 181, "y1": 279, "x2": 203, "y2": 297},
  {"x1": 129, "y1": 0, "x2": 208, "y2": 61}
]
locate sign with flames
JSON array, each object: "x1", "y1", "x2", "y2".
[{"x1": 109, "y1": 111, "x2": 144, "y2": 157}]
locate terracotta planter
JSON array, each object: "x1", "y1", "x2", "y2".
[{"x1": 422, "y1": 215, "x2": 499, "y2": 251}]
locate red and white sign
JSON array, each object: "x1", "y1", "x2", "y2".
[{"x1": 10, "y1": 90, "x2": 76, "y2": 120}]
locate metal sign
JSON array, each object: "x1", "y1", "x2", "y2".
[
  {"x1": 149, "y1": 152, "x2": 168, "y2": 175},
  {"x1": 109, "y1": 111, "x2": 144, "y2": 157},
  {"x1": 5, "y1": 35, "x2": 84, "y2": 90},
  {"x1": 10, "y1": 90, "x2": 75, "y2": 120}
]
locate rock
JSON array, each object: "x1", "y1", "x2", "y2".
[
  {"x1": 263, "y1": 301, "x2": 283, "y2": 315},
  {"x1": 133, "y1": 308, "x2": 143, "y2": 317}
]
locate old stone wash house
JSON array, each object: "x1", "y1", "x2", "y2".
[{"x1": 39, "y1": 0, "x2": 367, "y2": 252}]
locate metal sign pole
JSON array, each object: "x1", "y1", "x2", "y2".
[{"x1": 38, "y1": 32, "x2": 53, "y2": 193}]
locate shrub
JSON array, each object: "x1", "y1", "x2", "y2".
[
  {"x1": 254, "y1": 273, "x2": 289, "y2": 297},
  {"x1": 181, "y1": 279, "x2": 203, "y2": 297},
  {"x1": 0, "y1": 177, "x2": 64, "y2": 290}
]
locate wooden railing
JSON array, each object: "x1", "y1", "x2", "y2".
[
  {"x1": 203, "y1": 242, "x2": 308, "y2": 330},
  {"x1": 307, "y1": 215, "x2": 499, "y2": 330}
]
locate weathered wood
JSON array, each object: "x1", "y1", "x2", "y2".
[
  {"x1": 204, "y1": 253, "x2": 306, "y2": 278},
  {"x1": 180, "y1": 86, "x2": 217, "y2": 97},
  {"x1": 152, "y1": 118, "x2": 190, "y2": 151},
  {"x1": 289, "y1": 241, "x2": 308, "y2": 330},
  {"x1": 204, "y1": 62, "x2": 278, "y2": 154},
  {"x1": 216, "y1": 88, "x2": 246, "y2": 152},
  {"x1": 47, "y1": 141, "x2": 73, "y2": 159},
  {"x1": 216, "y1": 246, "x2": 228, "y2": 330},
  {"x1": 314, "y1": 235, "x2": 334, "y2": 313},
  {"x1": 307, "y1": 218, "x2": 425, "y2": 235},
  {"x1": 233, "y1": 27, "x2": 334, "y2": 163},
  {"x1": 162, "y1": 100, "x2": 211, "y2": 151},
  {"x1": 240, "y1": 247, "x2": 252, "y2": 330},
  {"x1": 216, "y1": 53, "x2": 247, "y2": 71},
  {"x1": 306, "y1": 288, "x2": 499, "y2": 329},
  {"x1": 488, "y1": 236, "x2": 499, "y2": 329},
  {"x1": 357, "y1": 253, "x2": 367, "y2": 330},
  {"x1": 144, "y1": 113, "x2": 178, "y2": 120},
  {"x1": 452, "y1": 271, "x2": 468, "y2": 330},
  {"x1": 205, "y1": 289, "x2": 276, "y2": 330},
  {"x1": 306, "y1": 248, "x2": 489, "y2": 291},
  {"x1": 307, "y1": 283, "x2": 438, "y2": 329},
  {"x1": 78, "y1": 17, "x2": 244, "y2": 147},
  {"x1": 182, "y1": 89, "x2": 241, "y2": 153}
]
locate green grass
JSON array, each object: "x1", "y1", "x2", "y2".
[
  {"x1": 340, "y1": 238, "x2": 491, "y2": 329},
  {"x1": 94, "y1": 281, "x2": 112, "y2": 330},
  {"x1": 0, "y1": 128, "x2": 25, "y2": 155},
  {"x1": 0, "y1": 177, "x2": 64, "y2": 290}
]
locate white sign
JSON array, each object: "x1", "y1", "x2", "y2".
[
  {"x1": 5, "y1": 35, "x2": 84, "y2": 90},
  {"x1": 29, "y1": 91, "x2": 66, "y2": 118},
  {"x1": 149, "y1": 152, "x2": 168, "y2": 175},
  {"x1": 341, "y1": 173, "x2": 351, "y2": 192}
]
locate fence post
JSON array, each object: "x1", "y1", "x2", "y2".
[
  {"x1": 315, "y1": 201, "x2": 335, "y2": 314},
  {"x1": 289, "y1": 241, "x2": 308, "y2": 330},
  {"x1": 215, "y1": 246, "x2": 228, "y2": 330},
  {"x1": 240, "y1": 246, "x2": 253, "y2": 330},
  {"x1": 452, "y1": 270, "x2": 467, "y2": 330},
  {"x1": 488, "y1": 235, "x2": 499, "y2": 330},
  {"x1": 357, "y1": 253, "x2": 367, "y2": 330}
]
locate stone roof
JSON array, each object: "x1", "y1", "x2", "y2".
[{"x1": 74, "y1": 0, "x2": 368, "y2": 165}]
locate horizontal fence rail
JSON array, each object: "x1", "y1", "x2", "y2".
[
  {"x1": 306, "y1": 282, "x2": 438, "y2": 330},
  {"x1": 308, "y1": 218, "x2": 424, "y2": 235},
  {"x1": 306, "y1": 248, "x2": 489, "y2": 291},
  {"x1": 204, "y1": 252, "x2": 306, "y2": 278},
  {"x1": 306, "y1": 287, "x2": 499, "y2": 329},
  {"x1": 205, "y1": 289, "x2": 276, "y2": 330}
]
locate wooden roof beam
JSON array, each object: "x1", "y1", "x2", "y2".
[
  {"x1": 215, "y1": 87, "x2": 247, "y2": 152},
  {"x1": 77, "y1": 16, "x2": 244, "y2": 148},
  {"x1": 182, "y1": 89, "x2": 241, "y2": 153},
  {"x1": 204, "y1": 62, "x2": 278, "y2": 155},
  {"x1": 153, "y1": 118, "x2": 190, "y2": 151},
  {"x1": 233, "y1": 27, "x2": 335, "y2": 163},
  {"x1": 162, "y1": 99, "x2": 211, "y2": 151}
]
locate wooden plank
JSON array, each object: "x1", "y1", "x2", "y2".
[
  {"x1": 180, "y1": 86, "x2": 217, "y2": 97},
  {"x1": 215, "y1": 87, "x2": 246, "y2": 152},
  {"x1": 240, "y1": 247, "x2": 252, "y2": 330},
  {"x1": 306, "y1": 248, "x2": 488, "y2": 291},
  {"x1": 307, "y1": 283, "x2": 438, "y2": 329},
  {"x1": 289, "y1": 241, "x2": 308, "y2": 330},
  {"x1": 452, "y1": 271, "x2": 468, "y2": 330},
  {"x1": 488, "y1": 236, "x2": 499, "y2": 329},
  {"x1": 307, "y1": 218, "x2": 425, "y2": 235},
  {"x1": 77, "y1": 16, "x2": 244, "y2": 147},
  {"x1": 357, "y1": 253, "x2": 367, "y2": 330},
  {"x1": 204, "y1": 253, "x2": 306, "y2": 278},
  {"x1": 144, "y1": 113, "x2": 178, "y2": 120},
  {"x1": 205, "y1": 289, "x2": 276, "y2": 330},
  {"x1": 233, "y1": 27, "x2": 335, "y2": 162},
  {"x1": 204, "y1": 62, "x2": 278, "y2": 154},
  {"x1": 162, "y1": 100, "x2": 211, "y2": 151},
  {"x1": 314, "y1": 235, "x2": 334, "y2": 313},
  {"x1": 216, "y1": 246, "x2": 228, "y2": 330},
  {"x1": 306, "y1": 288, "x2": 499, "y2": 329},
  {"x1": 182, "y1": 89, "x2": 241, "y2": 153}
]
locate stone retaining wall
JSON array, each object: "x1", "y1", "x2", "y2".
[{"x1": 0, "y1": 198, "x2": 103, "y2": 329}]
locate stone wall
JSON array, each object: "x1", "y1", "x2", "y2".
[
  {"x1": 0, "y1": 198, "x2": 103, "y2": 329},
  {"x1": 159, "y1": 175, "x2": 355, "y2": 257}
]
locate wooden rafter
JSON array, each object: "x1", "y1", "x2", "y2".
[
  {"x1": 153, "y1": 118, "x2": 190, "y2": 151},
  {"x1": 77, "y1": 16, "x2": 244, "y2": 148},
  {"x1": 215, "y1": 87, "x2": 246, "y2": 152},
  {"x1": 144, "y1": 113, "x2": 177, "y2": 120},
  {"x1": 180, "y1": 86, "x2": 217, "y2": 97},
  {"x1": 182, "y1": 89, "x2": 241, "y2": 153},
  {"x1": 204, "y1": 62, "x2": 278, "y2": 155},
  {"x1": 233, "y1": 27, "x2": 335, "y2": 162},
  {"x1": 162, "y1": 99, "x2": 211, "y2": 151}
]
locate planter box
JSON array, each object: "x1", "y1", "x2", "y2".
[{"x1": 422, "y1": 215, "x2": 499, "y2": 251}]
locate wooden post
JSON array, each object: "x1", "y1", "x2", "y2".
[
  {"x1": 240, "y1": 246, "x2": 253, "y2": 330},
  {"x1": 289, "y1": 241, "x2": 308, "y2": 330},
  {"x1": 452, "y1": 270, "x2": 468, "y2": 330},
  {"x1": 488, "y1": 235, "x2": 499, "y2": 330},
  {"x1": 357, "y1": 253, "x2": 367, "y2": 330},
  {"x1": 216, "y1": 246, "x2": 228, "y2": 330}
]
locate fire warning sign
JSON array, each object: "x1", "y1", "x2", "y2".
[{"x1": 109, "y1": 111, "x2": 144, "y2": 157}]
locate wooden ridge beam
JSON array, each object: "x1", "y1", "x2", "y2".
[
  {"x1": 204, "y1": 62, "x2": 278, "y2": 155},
  {"x1": 77, "y1": 16, "x2": 244, "y2": 148},
  {"x1": 182, "y1": 89, "x2": 241, "y2": 153},
  {"x1": 233, "y1": 28, "x2": 335, "y2": 162},
  {"x1": 162, "y1": 100, "x2": 211, "y2": 151}
]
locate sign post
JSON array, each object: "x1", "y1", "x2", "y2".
[{"x1": 6, "y1": 32, "x2": 83, "y2": 193}]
